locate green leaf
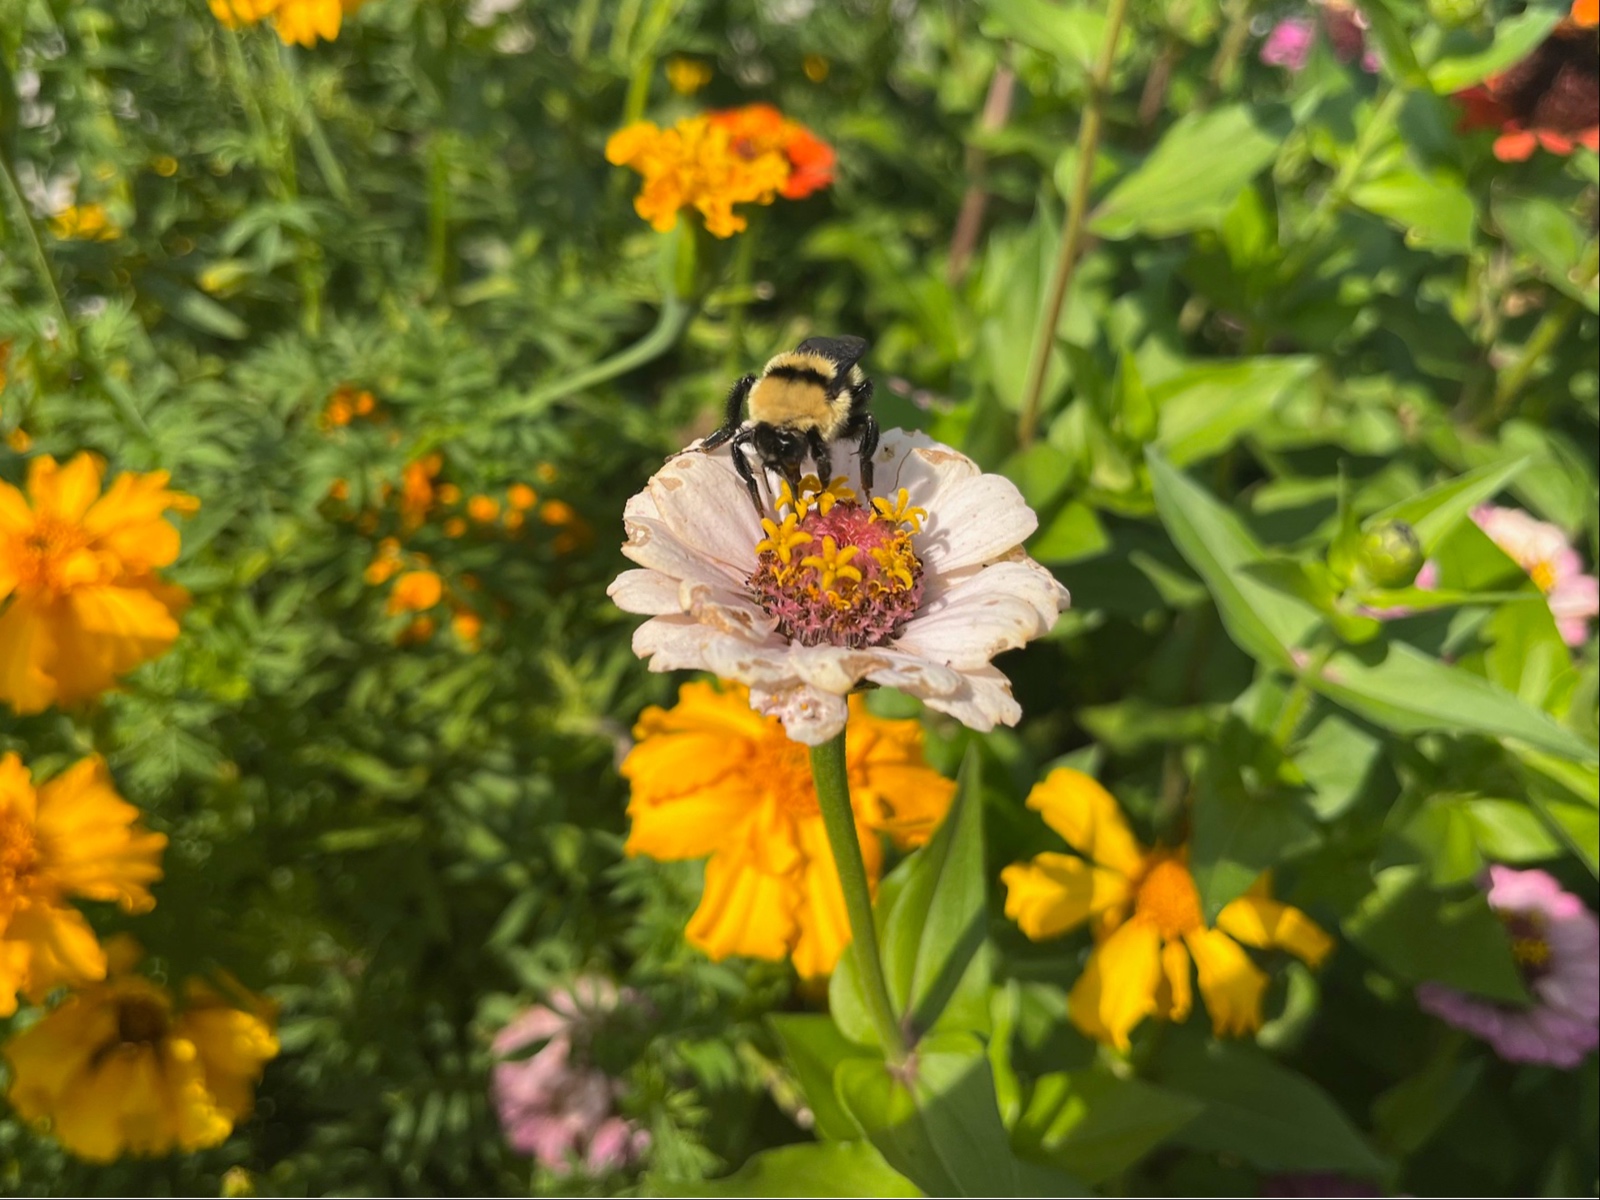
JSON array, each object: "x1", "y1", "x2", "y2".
[
  {"x1": 1012, "y1": 1071, "x2": 1204, "y2": 1184},
  {"x1": 1347, "y1": 143, "x2": 1475, "y2": 254},
  {"x1": 1029, "y1": 499, "x2": 1111, "y2": 565},
  {"x1": 1365, "y1": 458, "x2": 1528, "y2": 556},
  {"x1": 1148, "y1": 451, "x2": 1320, "y2": 668},
  {"x1": 1155, "y1": 1035, "x2": 1388, "y2": 1175},
  {"x1": 1427, "y1": 8, "x2": 1566, "y2": 92},
  {"x1": 1090, "y1": 105, "x2": 1291, "y2": 240},
  {"x1": 1493, "y1": 193, "x2": 1596, "y2": 310},
  {"x1": 1371, "y1": 1042, "x2": 1484, "y2": 1157},
  {"x1": 139, "y1": 274, "x2": 249, "y2": 340},
  {"x1": 1514, "y1": 748, "x2": 1600, "y2": 874},
  {"x1": 1310, "y1": 641, "x2": 1597, "y2": 763},
  {"x1": 769, "y1": 1015, "x2": 867, "y2": 1140},
  {"x1": 1153, "y1": 357, "x2": 1319, "y2": 466},
  {"x1": 1359, "y1": 0, "x2": 1427, "y2": 85},
  {"x1": 1191, "y1": 729, "x2": 1322, "y2": 920},
  {"x1": 979, "y1": 0, "x2": 1114, "y2": 74},
  {"x1": 1344, "y1": 865, "x2": 1528, "y2": 1003},
  {"x1": 657, "y1": 1141, "x2": 923, "y2": 1197},
  {"x1": 836, "y1": 1039, "x2": 1087, "y2": 1197},
  {"x1": 1292, "y1": 709, "x2": 1386, "y2": 820},
  {"x1": 880, "y1": 748, "x2": 991, "y2": 1041}
]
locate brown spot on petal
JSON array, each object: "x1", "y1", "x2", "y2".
[{"x1": 657, "y1": 474, "x2": 685, "y2": 491}]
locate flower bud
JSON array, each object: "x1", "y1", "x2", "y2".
[{"x1": 1357, "y1": 520, "x2": 1424, "y2": 588}]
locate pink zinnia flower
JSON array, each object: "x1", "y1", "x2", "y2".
[
  {"x1": 1416, "y1": 867, "x2": 1599, "y2": 1069},
  {"x1": 491, "y1": 979, "x2": 650, "y2": 1174},
  {"x1": 608, "y1": 430, "x2": 1068, "y2": 745},
  {"x1": 1261, "y1": 17, "x2": 1317, "y2": 70},
  {"x1": 1472, "y1": 505, "x2": 1599, "y2": 646}
]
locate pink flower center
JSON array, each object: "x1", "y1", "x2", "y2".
[{"x1": 748, "y1": 478, "x2": 926, "y2": 649}]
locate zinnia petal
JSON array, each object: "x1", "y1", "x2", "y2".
[
  {"x1": 1068, "y1": 919, "x2": 1163, "y2": 1050},
  {"x1": 1024, "y1": 768, "x2": 1146, "y2": 877},
  {"x1": 1160, "y1": 938, "x2": 1193, "y2": 1022},
  {"x1": 1216, "y1": 891, "x2": 1335, "y2": 968},
  {"x1": 1185, "y1": 927, "x2": 1270, "y2": 1037},
  {"x1": 1001, "y1": 852, "x2": 1132, "y2": 942}
]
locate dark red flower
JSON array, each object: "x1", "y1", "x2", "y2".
[{"x1": 1455, "y1": 20, "x2": 1599, "y2": 161}]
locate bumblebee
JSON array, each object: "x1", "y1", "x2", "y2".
[{"x1": 699, "y1": 335, "x2": 880, "y2": 513}]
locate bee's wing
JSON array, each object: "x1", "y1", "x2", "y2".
[{"x1": 795, "y1": 335, "x2": 869, "y2": 376}]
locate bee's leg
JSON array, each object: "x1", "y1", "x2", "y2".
[
  {"x1": 806, "y1": 429, "x2": 833, "y2": 492},
  {"x1": 729, "y1": 428, "x2": 766, "y2": 515},
  {"x1": 692, "y1": 375, "x2": 756, "y2": 455},
  {"x1": 855, "y1": 412, "x2": 880, "y2": 498}
]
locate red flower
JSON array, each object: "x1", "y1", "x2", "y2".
[{"x1": 1455, "y1": 19, "x2": 1599, "y2": 161}]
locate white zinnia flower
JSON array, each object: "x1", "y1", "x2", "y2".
[{"x1": 608, "y1": 429, "x2": 1069, "y2": 745}]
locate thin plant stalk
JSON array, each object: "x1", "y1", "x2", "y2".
[
  {"x1": 0, "y1": 140, "x2": 78, "y2": 358},
  {"x1": 808, "y1": 730, "x2": 909, "y2": 1064},
  {"x1": 1489, "y1": 243, "x2": 1598, "y2": 421},
  {"x1": 1016, "y1": 0, "x2": 1129, "y2": 447}
]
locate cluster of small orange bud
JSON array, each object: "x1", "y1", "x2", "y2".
[
  {"x1": 319, "y1": 383, "x2": 381, "y2": 430},
  {"x1": 363, "y1": 539, "x2": 484, "y2": 648}
]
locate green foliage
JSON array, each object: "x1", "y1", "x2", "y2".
[{"x1": 2, "y1": 0, "x2": 1597, "y2": 1195}]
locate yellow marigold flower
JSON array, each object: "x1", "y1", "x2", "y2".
[
  {"x1": 467, "y1": 494, "x2": 499, "y2": 523},
  {"x1": 4, "y1": 429, "x2": 29, "y2": 453},
  {"x1": 151, "y1": 155, "x2": 179, "y2": 178},
  {"x1": 3, "y1": 938, "x2": 278, "y2": 1162},
  {"x1": 48, "y1": 204, "x2": 118, "y2": 242},
  {"x1": 387, "y1": 569, "x2": 442, "y2": 615},
  {"x1": 666, "y1": 56, "x2": 713, "y2": 95},
  {"x1": 507, "y1": 483, "x2": 538, "y2": 511},
  {"x1": 0, "y1": 755, "x2": 165, "y2": 1017},
  {"x1": 1001, "y1": 770, "x2": 1334, "y2": 1050},
  {"x1": 0, "y1": 453, "x2": 198, "y2": 714},
  {"x1": 208, "y1": 0, "x2": 277, "y2": 27},
  {"x1": 621, "y1": 680, "x2": 954, "y2": 978}
]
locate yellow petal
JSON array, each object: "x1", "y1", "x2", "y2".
[
  {"x1": 34, "y1": 756, "x2": 166, "y2": 910},
  {"x1": 1025, "y1": 769, "x2": 1145, "y2": 877},
  {"x1": 47, "y1": 584, "x2": 181, "y2": 704},
  {"x1": 1159, "y1": 938, "x2": 1193, "y2": 1023},
  {"x1": 52, "y1": 1051, "x2": 138, "y2": 1162},
  {"x1": 1, "y1": 901, "x2": 108, "y2": 1002},
  {"x1": 175, "y1": 1005, "x2": 279, "y2": 1121},
  {"x1": 2, "y1": 988, "x2": 117, "y2": 1114},
  {"x1": 685, "y1": 852, "x2": 799, "y2": 965},
  {"x1": 788, "y1": 815, "x2": 880, "y2": 979},
  {"x1": 0, "y1": 593, "x2": 61, "y2": 714},
  {"x1": 1067, "y1": 919, "x2": 1163, "y2": 1050},
  {"x1": 1184, "y1": 927, "x2": 1269, "y2": 1038},
  {"x1": 27, "y1": 453, "x2": 103, "y2": 523},
  {"x1": 1001, "y1": 852, "x2": 1132, "y2": 942},
  {"x1": 1216, "y1": 893, "x2": 1335, "y2": 968}
]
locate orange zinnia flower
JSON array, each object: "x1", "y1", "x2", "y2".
[
  {"x1": 621, "y1": 680, "x2": 953, "y2": 978},
  {"x1": 1455, "y1": 15, "x2": 1598, "y2": 160},
  {"x1": 710, "y1": 104, "x2": 836, "y2": 199},
  {"x1": 0, "y1": 755, "x2": 166, "y2": 1016},
  {"x1": 1002, "y1": 769, "x2": 1334, "y2": 1049},
  {"x1": 0, "y1": 453, "x2": 197, "y2": 714}
]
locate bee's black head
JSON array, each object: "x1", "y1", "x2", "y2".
[{"x1": 752, "y1": 424, "x2": 807, "y2": 491}]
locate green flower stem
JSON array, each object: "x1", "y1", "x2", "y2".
[
  {"x1": 490, "y1": 227, "x2": 695, "y2": 420},
  {"x1": 1016, "y1": 0, "x2": 1129, "y2": 447},
  {"x1": 1489, "y1": 243, "x2": 1597, "y2": 421},
  {"x1": 1272, "y1": 642, "x2": 1337, "y2": 748},
  {"x1": 809, "y1": 729, "x2": 909, "y2": 1064},
  {"x1": 0, "y1": 137, "x2": 78, "y2": 358}
]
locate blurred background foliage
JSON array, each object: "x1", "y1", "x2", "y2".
[{"x1": 0, "y1": 0, "x2": 1596, "y2": 1195}]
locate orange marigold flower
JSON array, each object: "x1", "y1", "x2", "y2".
[
  {"x1": 507, "y1": 483, "x2": 538, "y2": 511},
  {"x1": 467, "y1": 495, "x2": 500, "y2": 523},
  {"x1": 4, "y1": 430, "x2": 29, "y2": 454},
  {"x1": 443, "y1": 516, "x2": 468, "y2": 538},
  {"x1": 398, "y1": 455, "x2": 442, "y2": 531},
  {"x1": 0, "y1": 755, "x2": 166, "y2": 1016},
  {"x1": 1455, "y1": 21, "x2": 1598, "y2": 160},
  {"x1": 3, "y1": 937, "x2": 278, "y2": 1162},
  {"x1": 1572, "y1": 0, "x2": 1596, "y2": 28},
  {"x1": 0, "y1": 453, "x2": 197, "y2": 714},
  {"x1": 621, "y1": 680, "x2": 954, "y2": 978},
  {"x1": 1001, "y1": 770, "x2": 1334, "y2": 1050},
  {"x1": 539, "y1": 500, "x2": 576, "y2": 527},
  {"x1": 710, "y1": 104, "x2": 836, "y2": 200},
  {"x1": 387, "y1": 569, "x2": 442, "y2": 614},
  {"x1": 437, "y1": 483, "x2": 462, "y2": 506},
  {"x1": 606, "y1": 107, "x2": 826, "y2": 238},
  {"x1": 451, "y1": 610, "x2": 483, "y2": 648},
  {"x1": 398, "y1": 615, "x2": 435, "y2": 645}
]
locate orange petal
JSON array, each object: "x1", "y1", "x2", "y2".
[{"x1": 1025, "y1": 768, "x2": 1145, "y2": 876}]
